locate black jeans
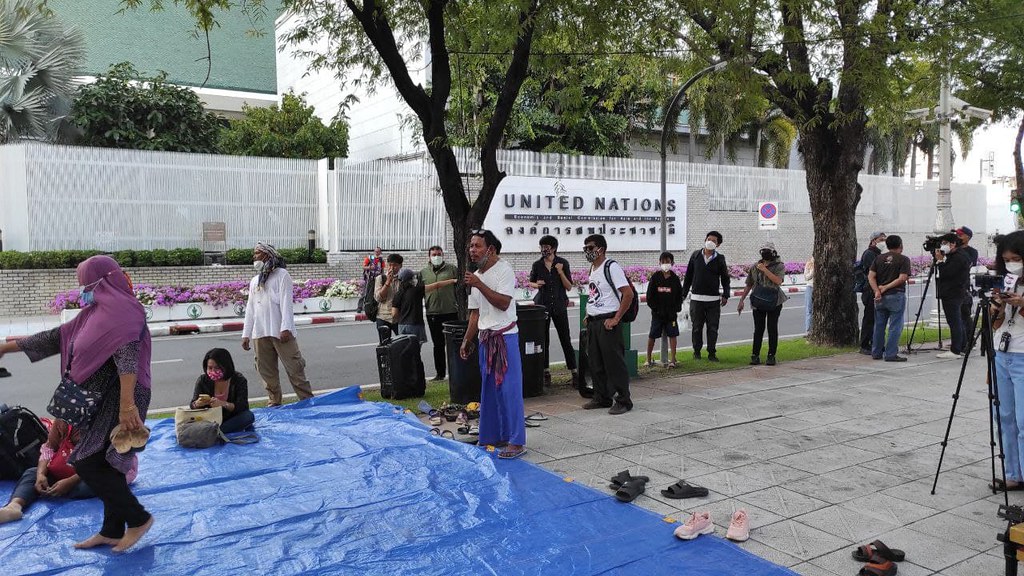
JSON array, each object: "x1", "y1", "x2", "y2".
[
  {"x1": 375, "y1": 319, "x2": 398, "y2": 344},
  {"x1": 940, "y1": 296, "x2": 965, "y2": 354},
  {"x1": 690, "y1": 299, "x2": 722, "y2": 354},
  {"x1": 752, "y1": 304, "x2": 783, "y2": 357},
  {"x1": 73, "y1": 450, "x2": 150, "y2": 539},
  {"x1": 961, "y1": 290, "x2": 976, "y2": 344},
  {"x1": 860, "y1": 291, "x2": 875, "y2": 350},
  {"x1": 426, "y1": 313, "x2": 458, "y2": 378},
  {"x1": 545, "y1": 308, "x2": 577, "y2": 371},
  {"x1": 587, "y1": 316, "x2": 630, "y2": 407}
]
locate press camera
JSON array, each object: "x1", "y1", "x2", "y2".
[
  {"x1": 923, "y1": 233, "x2": 958, "y2": 253},
  {"x1": 975, "y1": 273, "x2": 1006, "y2": 293}
]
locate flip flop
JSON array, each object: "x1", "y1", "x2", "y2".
[
  {"x1": 852, "y1": 541, "x2": 906, "y2": 563},
  {"x1": 524, "y1": 419, "x2": 541, "y2": 428},
  {"x1": 429, "y1": 428, "x2": 441, "y2": 436},
  {"x1": 609, "y1": 472, "x2": 649, "y2": 490},
  {"x1": 991, "y1": 479, "x2": 1024, "y2": 492},
  {"x1": 428, "y1": 410, "x2": 443, "y2": 427},
  {"x1": 525, "y1": 412, "x2": 548, "y2": 421},
  {"x1": 440, "y1": 430, "x2": 455, "y2": 440},
  {"x1": 498, "y1": 446, "x2": 527, "y2": 459},
  {"x1": 614, "y1": 477, "x2": 647, "y2": 502},
  {"x1": 660, "y1": 480, "x2": 709, "y2": 499},
  {"x1": 857, "y1": 559, "x2": 896, "y2": 576}
]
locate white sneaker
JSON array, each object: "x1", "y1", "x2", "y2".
[{"x1": 936, "y1": 351, "x2": 962, "y2": 359}]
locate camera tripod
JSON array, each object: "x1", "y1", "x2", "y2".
[
  {"x1": 931, "y1": 291, "x2": 1009, "y2": 510},
  {"x1": 905, "y1": 256, "x2": 946, "y2": 353}
]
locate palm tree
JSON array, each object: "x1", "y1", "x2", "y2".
[{"x1": 0, "y1": 0, "x2": 85, "y2": 143}]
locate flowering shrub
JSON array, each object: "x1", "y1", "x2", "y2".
[
  {"x1": 324, "y1": 279, "x2": 361, "y2": 299},
  {"x1": 50, "y1": 289, "x2": 84, "y2": 313},
  {"x1": 514, "y1": 270, "x2": 531, "y2": 290},
  {"x1": 293, "y1": 278, "x2": 336, "y2": 301}
]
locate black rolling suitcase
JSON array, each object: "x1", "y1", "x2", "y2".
[
  {"x1": 376, "y1": 335, "x2": 426, "y2": 400},
  {"x1": 0, "y1": 404, "x2": 48, "y2": 480}
]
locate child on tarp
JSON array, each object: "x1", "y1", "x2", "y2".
[
  {"x1": 646, "y1": 252, "x2": 683, "y2": 367},
  {"x1": 0, "y1": 419, "x2": 137, "y2": 523}
]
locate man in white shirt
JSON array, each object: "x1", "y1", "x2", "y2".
[
  {"x1": 460, "y1": 230, "x2": 526, "y2": 459},
  {"x1": 584, "y1": 234, "x2": 634, "y2": 415},
  {"x1": 241, "y1": 242, "x2": 314, "y2": 407}
]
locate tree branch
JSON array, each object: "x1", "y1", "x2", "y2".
[
  {"x1": 425, "y1": 0, "x2": 452, "y2": 122},
  {"x1": 344, "y1": 0, "x2": 432, "y2": 124}
]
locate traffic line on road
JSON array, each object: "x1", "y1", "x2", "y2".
[{"x1": 152, "y1": 359, "x2": 184, "y2": 365}]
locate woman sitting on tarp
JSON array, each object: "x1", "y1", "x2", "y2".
[
  {"x1": 189, "y1": 348, "x2": 254, "y2": 433},
  {"x1": 0, "y1": 419, "x2": 136, "y2": 523}
]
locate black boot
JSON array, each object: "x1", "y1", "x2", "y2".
[
  {"x1": 749, "y1": 355, "x2": 760, "y2": 366},
  {"x1": 766, "y1": 354, "x2": 777, "y2": 366}
]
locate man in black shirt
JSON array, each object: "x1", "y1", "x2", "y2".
[
  {"x1": 858, "y1": 231, "x2": 886, "y2": 355},
  {"x1": 868, "y1": 235, "x2": 911, "y2": 362},
  {"x1": 956, "y1": 226, "x2": 979, "y2": 340},
  {"x1": 528, "y1": 236, "x2": 576, "y2": 383},
  {"x1": 934, "y1": 233, "x2": 971, "y2": 358},
  {"x1": 681, "y1": 231, "x2": 730, "y2": 361},
  {"x1": 392, "y1": 268, "x2": 427, "y2": 343}
]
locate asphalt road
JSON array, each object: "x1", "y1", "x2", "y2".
[{"x1": 1, "y1": 290, "x2": 937, "y2": 415}]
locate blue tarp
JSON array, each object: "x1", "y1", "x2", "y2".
[{"x1": 1, "y1": 388, "x2": 796, "y2": 575}]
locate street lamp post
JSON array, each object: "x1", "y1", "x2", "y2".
[{"x1": 657, "y1": 60, "x2": 729, "y2": 365}]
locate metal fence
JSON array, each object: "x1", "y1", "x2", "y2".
[{"x1": 0, "y1": 143, "x2": 318, "y2": 251}]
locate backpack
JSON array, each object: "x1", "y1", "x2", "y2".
[
  {"x1": 853, "y1": 260, "x2": 867, "y2": 293},
  {"x1": 603, "y1": 260, "x2": 640, "y2": 324},
  {"x1": 0, "y1": 404, "x2": 48, "y2": 480},
  {"x1": 363, "y1": 277, "x2": 380, "y2": 321}
]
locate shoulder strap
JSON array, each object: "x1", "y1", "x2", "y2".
[
  {"x1": 603, "y1": 260, "x2": 622, "y2": 301},
  {"x1": 64, "y1": 341, "x2": 74, "y2": 376}
]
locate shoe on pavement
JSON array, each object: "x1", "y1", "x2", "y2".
[
  {"x1": 608, "y1": 403, "x2": 632, "y2": 415},
  {"x1": 871, "y1": 355, "x2": 883, "y2": 360},
  {"x1": 936, "y1": 351, "x2": 962, "y2": 359},
  {"x1": 884, "y1": 356, "x2": 908, "y2": 362},
  {"x1": 0, "y1": 367, "x2": 10, "y2": 378},
  {"x1": 749, "y1": 355, "x2": 760, "y2": 366},
  {"x1": 430, "y1": 375, "x2": 446, "y2": 381},
  {"x1": 674, "y1": 511, "x2": 714, "y2": 540},
  {"x1": 583, "y1": 400, "x2": 612, "y2": 410},
  {"x1": 858, "y1": 348, "x2": 873, "y2": 356},
  {"x1": 765, "y1": 354, "x2": 777, "y2": 366},
  {"x1": 726, "y1": 508, "x2": 750, "y2": 542}
]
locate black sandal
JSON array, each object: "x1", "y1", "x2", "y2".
[
  {"x1": 614, "y1": 477, "x2": 648, "y2": 503},
  {"x1": 991, "y1": 479, "x2": 1024, "y2": 492},
  {"x1": 609, "y1": 470, "x2": 638, "y2": 489},
  {"x1": 660, "y1": 480, "x2": 709, "y2": 499},
  {"x1": 851, "y1": 540, "x2": 905, "y2": 562}
]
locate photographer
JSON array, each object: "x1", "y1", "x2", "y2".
[
  {"x1": 990, "y1": 231, "x2": 1024, "y2": 490},
  {"x1": 934, "y1": 233, "x2": 971, "y2": 359}
]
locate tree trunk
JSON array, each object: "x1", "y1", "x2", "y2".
[
  {"x1": 1015, "y1": 116, "x2": 1024, "y2": 230},
  {"x1": 803, "y1": 127, "x2": 861, "y2": 347}
]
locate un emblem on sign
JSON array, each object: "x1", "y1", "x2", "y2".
[
  {"x1": 187, "y1": 304, "x2": 203, "y2": 319},
  {"x1": 319, "y1": 299, "x2": 332, "y2": 312},
  {"x1": 233, "y1": 303, "x2": 245, "y2": 317},
  {"x1": 144, "y1": 306, "x2": 153, "y2": 321}
]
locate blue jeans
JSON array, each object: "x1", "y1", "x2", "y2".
[
  {"x1": 995, "y1": 352, "x2": 1024, "y2": 481},
  {"x1": 221, "y1": 409, "x2": 255, "y2": 434},
  {"x1": 9, "y1": 466, "x2": 95, "y2": 509},
  {"x1": 804, "y1": 285, "x2": 813, "y2": 332},
  {"x1": 871, "y1": 292, "x2": 906, "y2": 359}
]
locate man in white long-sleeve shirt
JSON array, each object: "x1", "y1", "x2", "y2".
[{"x1": 242, "y1": 242, "x2": 314, "y2": 406}]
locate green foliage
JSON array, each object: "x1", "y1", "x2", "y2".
[
  {"x1": 0, "y1": 0, "x2": 85, "y2": 143},
  {"x1": 0, "y1": 248, "x2": 203, "y2": 269},
  {"x1": 219, "y1": 93, "x2": 349, "y2": 159},
  {"x1": 225, "y1": 247, "x2": 326, "y2": 265},
  {"x1": 70, "y1": 62, "x2": 222, "y2": 152}
]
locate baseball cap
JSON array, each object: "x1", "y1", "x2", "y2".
[
  {"x1": 870, "y1": 231, "x2": 886, "y2": 242},
  {"x1": 956, "y1": 226, "x2": 973, "y2": 238}
]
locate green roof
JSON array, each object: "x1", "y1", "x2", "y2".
[{"x1": 50, "y1": 0, "x2": 282, "y2": 94}]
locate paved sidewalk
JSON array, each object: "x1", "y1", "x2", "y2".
[{"x1": 518, "y1": 350, "x2": 1011, "y2": 575}]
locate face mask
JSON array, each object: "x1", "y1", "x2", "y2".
[
  {"x1": 253, "y1": 260, "x2": 266, "y2": 272},
  {"x1": 705, "y1": 240, "x2": 717, "y2": 251},
  {"x1": 430, "y1": 255, "x2": 443, "y2": 266},
  {"x1": 475, "y1": 250, "x2": 490, "y2": 269},
  {"x1": 939, "y1": 244, "x2": 951, "y2": 254},
  {"x1": 760, "y1": 250, "x2": 774, "y2": 261},
  {"x1": 206, "y1": 368, "x2": 225, "y2": 381},
  {"x1": 584, "y1": 249, "x2": 597, "y2": 263},
  {"x1": 541, "y1": 249, "x2": 552, "y2": 258},
  {"x1": 660, "y1": 263, "x2": 672, "y2": 272},
  {"x1": 79, "y1": 289, "x2": 95, "y2": 307},
  {"x1": 1007, "y1": 262, "x2": 1024, "y2": 275}
]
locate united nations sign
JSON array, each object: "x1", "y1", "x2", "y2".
[{"x1": 483, "y1": 177, "x2": 687, "y2": 253}]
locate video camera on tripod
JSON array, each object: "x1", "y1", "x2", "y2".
[
  {"x1": 922, "y1": 232, "x2": 959, "y2": 253},
  {"x1": 976, "y1": 273, "x2": 1007, "y2": 294}
]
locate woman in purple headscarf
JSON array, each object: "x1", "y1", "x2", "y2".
[{"x1": 0, "y1": 255, "x2": 154, "y2": 552}]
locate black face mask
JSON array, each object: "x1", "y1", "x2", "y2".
[{"x1": 760, "y1": 250, "x2": 774, "y2": 261}]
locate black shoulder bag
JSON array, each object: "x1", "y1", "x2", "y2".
[{"x1": 47, "y1": 342, "x2": 103, "y2": 428}]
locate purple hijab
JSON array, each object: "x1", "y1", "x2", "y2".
[{"x1": 59, "y1": 256, "x2": 152, "y2": 388}]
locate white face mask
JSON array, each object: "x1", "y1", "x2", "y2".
[
  {"x1": 705, "y1": 240, "x2": 717, "y2": 251},
  {"x1": 430, "y1": 255, "x2": 444, "y2": 266},
  {"x1": 661, "y1": 263, "x2": 672, "y2": 272},
  {"x1": 940, "y1": 244, "x2": 951, "y2": 254},
  {"x1": 253, "y1": 260, "x2": 266, "y2": 272},
  {"x1": 1007, "y1": 262, "x2": 1024, "y2": 275}
]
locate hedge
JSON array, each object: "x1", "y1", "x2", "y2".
[{"x1": 0, "y1": 247, "x2": 327, "y2": 270}]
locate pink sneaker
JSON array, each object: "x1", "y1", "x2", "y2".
[
  {"x1": 674, "y1": 511, "x2": 714, "y2": 540},
  {"x1": 726, "y1": 508, "x2": 750, "y2": 542}
]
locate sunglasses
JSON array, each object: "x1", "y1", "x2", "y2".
[
  {"x1": 470, "y1": 229, "x2": 491, "y2": 236},
  {"x1": 583, "y1": 244, "x2": 598, "y2": 251}
]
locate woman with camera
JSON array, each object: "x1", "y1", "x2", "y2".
[
  {"x1": 991, "y1": 231, "x2": 1024, "y2": 490},
  {"x1": 737, "y1": 242, "x2": 788, "y2": 366}
]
